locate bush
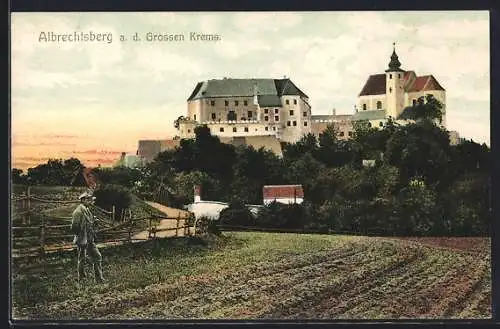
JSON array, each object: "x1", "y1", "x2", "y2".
[
  {"x1": 194, "y1": 216, "x2": 221, "y2": 236},
  {"x1": 218, "y1": 200, "x2": 256, "y2": 226},
  {"x1": 255, "y1": 201, "x2": 307, "y2": 229},
  {"x1": 93, "y1": 184, "x2": 132, "y2": 221}
]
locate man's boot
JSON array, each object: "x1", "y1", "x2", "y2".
[{"x1": 94, "y1": 262, "x2": 105, "y2": 283}]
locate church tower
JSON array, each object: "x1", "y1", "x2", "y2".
[{"x1": 385, "y1": 43, "x2": 405, "y2": 119}]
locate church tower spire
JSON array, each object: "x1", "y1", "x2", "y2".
[
  {"x1": 385, "y1": 42, "x2": 405, "y2": 119},
  {"x1": 386, "y1": 42, "x2": 404, "y2": 72}
]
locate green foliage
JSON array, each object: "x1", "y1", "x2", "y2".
[
  {"x1": 173, "y1": 171, "x2": 220, "y2": 205},
  {"x1": 23, "y1": 158, "x2": 84, "y2": 186},
  {"x1": 93, "y1": 184, "x2": 133, "y2": 221},
  {"x1": 11, "y1": 168, "x2": 26, "y2": 185},
  {"x1": 218, "y1": 200, "x2": 256, "y2": 226},
  {"x1": 407, "y1": 95, "x2": 445, "y2": 124},
  {"x1": 93, "y1": 167, "x2": 142, "y2": 188},
  {"x1": 255, "y1": 202, "x2": 307, "y2": 229},
  {"x1": 15, "y1": 110, "x2": 490, "y2": 237}
]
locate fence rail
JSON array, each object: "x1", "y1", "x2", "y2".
[{"x1": 11, "y1": 187, "x2": 196, "y2": 263}]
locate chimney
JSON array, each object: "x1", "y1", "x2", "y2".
[
  {"x1": 194, "y1": 185, "x2": 201, "y2": 203},
  {"x1": 253, "y1": 83, "x2": 259, "y2": 106}
]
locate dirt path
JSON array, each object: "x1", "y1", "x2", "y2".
[{"x1": 132, "y1": 202, "x2": 194, "y2": 240}]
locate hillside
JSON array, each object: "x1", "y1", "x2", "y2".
[{"x1": 12, "y1": 232, "x2": 491, "y2": 320}]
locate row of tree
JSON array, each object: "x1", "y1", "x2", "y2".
[{"x1": 11, "y1": 96, "x2": 491, "y2": 236}]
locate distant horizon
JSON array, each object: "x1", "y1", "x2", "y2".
[{"x1": 11, "y1": 11, "x2": 490, "y2": 170}]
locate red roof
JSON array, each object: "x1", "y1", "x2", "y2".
[
  {"x1": 359, "y1": 72, "x2": 445, "y2": 96},
  {"x1": 359, "y1": 74, "x2": 386, "y2": 96},
  {"x1": 263, "y1": 185, "x2": 304, "y2": 199},
  {"x1": 407, "y1": 76, "x2": 429, "y2": 92}
]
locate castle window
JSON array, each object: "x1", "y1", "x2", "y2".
[
  {"x1": 244, "y1": 127, "x2": 249, "y2": 132},
  {"x1": 225, "y1": 100, "x2": 229, "y2": 106},
  {"x1": 368, "y1": 122, "x2": 372, "y2": 128},
  {"x1": 233, "y1": 127, "x2": 237, "y2": 132},
  {"x1": 304, "y1": 121, "x2": 308, "y2": 126},
  {"x1": 286, "y1": 99, "x2": 290, "y2": 105},
  {"x1": 389, "y1": 87, "x2": 392, "y2": 93},
  {"x1": 293, "y1": 99, "x2": 297, "y2": 105},
  {"x1": 293, "y1": 121, "x2": 297, "y2": 126},
  {"x1": 376, "y1": 101, "x2": 382, "y2": 110},
  {"x1": 194, "y1": 114, "x2": 197, "y2": 120},
  {"x1": 398, "y1": 74, "x2": 401, "y2": 78},
  {"x1": 210, "y1": 100, "x2": 215, "y2": 106},
  {"x1": 211, "y1": 113, "x2": 216, "y2": 120},
  {"x1": 264, "y1": 108, "x2": 269, "y2": 114},
  {"x1": 379, "y1": 121, "x2": 383, "y2": 127},
  {"x1": 339, "y1": 131, "x2": 345, "y2": 137},
  {"x1": 235, "y1": 100, "x2": 239, "y2": 106},
  {"x1": 244, "y1": 100, "x2": 248, "y2": 106},
  {"x1": 264, "y1": 116, "x2": 269, "y2": 121},
  {"x1": 412, "y1": 99, "x2": 417, "y2": 106},
  {"x1": 348, "y1": 131, "x2": 353, "y2": 137},
  {"x1": 187, "y1": 129, "x2": 191, "y2": 133},
  {"x1": 274, "y1": 108, "x2": 279, "y2": 114},
  {"x1": 362, "y1": 104, "x2": 367, "y2": 111},
  {"x1": 275, "y1": 116, "x2": 279, "y2": 121},
  {"x1": 220, "y1": 127, "x2": 224, "y2": 132},
  {"x1": 389, "y1": 74, "x2": 392, "y2": 79},
  {"x1": 248, "y1": 111, "x2": 253, "y2": 118},
  {"x1": 287, "y1": 121, "x2": 291, "y2": 126},
  {"x1": 265, "y1": 126, "x2": 269, "y2": 131},
  {"x1": 227, "y1": 111, "x2": 236, "y2": 121},
  {"x1": 290, "y1": 110, "x2": 294, "y2": 116},
  {"x1": 273, "y1": 126, "x2": 276, "y2": 131},
  {"x1": 303, "y1": 111, "x2": 307, "y2": 117}
]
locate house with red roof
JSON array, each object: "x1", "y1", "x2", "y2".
[
  {"x1": 263, "y1": 185, "x2": 304, "y2": 205},
  {"x1": 355, "y1": 43, "x2": 447, "y2": 128}
]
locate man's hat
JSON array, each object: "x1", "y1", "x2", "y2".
[{"x1": 78, "y1": 192, "x2": 96, "y2": 200}]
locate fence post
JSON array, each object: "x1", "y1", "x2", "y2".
[
  {"x1": 182, "y1": 212, "x2": 188, "y2": 236},
  {"x1": 40, "y1": 215, "x2": 45, "y2": 260},
  {"x1": 27, "y1": 186, "x2": 31, "y2": 225},
  {"x1": 148, "y1": 217, "x2": 152, "y2": 239},
  {"x1": 21, "y1": 198, "x2": 26, "y2": 225},
  {"x1": 112, "y1": 205, "x2": 115, "y2": 222},
  {"x1": 128, "y1": 217, "x2": 132, "y2": 244},
  {"x1": 176, "y1": 214, "x2": 180, "y2": 237}
]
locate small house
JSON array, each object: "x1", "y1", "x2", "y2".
[{"x1": 263, "y1": 185, "x2": 304, "y2": 205}]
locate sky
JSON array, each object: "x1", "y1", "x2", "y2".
[{"x1": 11, "y1": 11, "x2": 490, "y2": 170}]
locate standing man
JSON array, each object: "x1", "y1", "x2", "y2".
[{"x1": 71, "y1": 191, "x2": 105, "y2": 283}]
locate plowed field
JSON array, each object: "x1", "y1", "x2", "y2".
[{"x1": 12, "y1": 232, "x2": 491, "y2": 320}]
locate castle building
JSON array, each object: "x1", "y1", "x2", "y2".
[
  {"x1": 353, "y1": 43, "x2": 446, "y2": 128},
  {"x1": 178, "y1": 78, "x2": 312, "y2": 144}
]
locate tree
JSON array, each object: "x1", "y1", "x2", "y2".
[
  {"x1": 282, "y1": 133, "x2": 319, "y2": 163},
  {"x1": 385, "y1": 120, "x2": 453, "y2": 187},
  {"x1": 317, "y1": 124, "x2": 354, "y2": 167},
  {"x1": 407, "y1": 95, "x2": 444, "y2": 124},
  {"x1": 93, "y1": 184, "x2": 132, "y2": 221},
  {"x1": 11, "y1": 168, "x2": 25, "y2": 185},
  {"x1": 397, "y1": 183, "x2": 439, "y2": 236}
]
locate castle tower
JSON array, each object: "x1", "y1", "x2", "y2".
[{"x1": 385, "y1": 43, "x2": 405, "y2": 119}]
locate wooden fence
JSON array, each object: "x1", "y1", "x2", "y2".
[{"x1": 11, "y1": 187, "x2": 195, "y2": 261}]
